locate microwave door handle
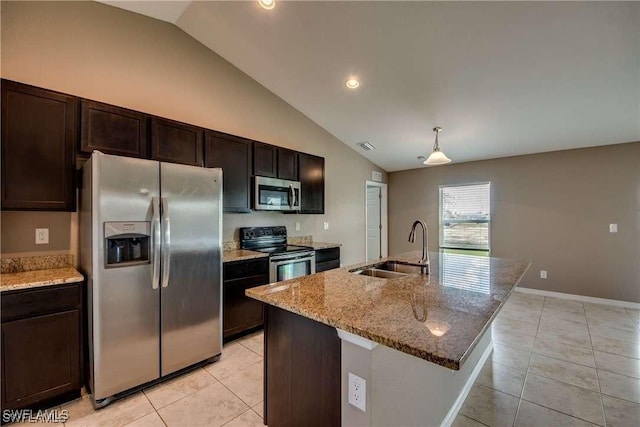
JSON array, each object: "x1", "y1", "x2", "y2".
[
  {"x1": 151, "y1": 197, "x2": 161, "y2": 289},
  {"x1": 290, "y1": 184, "x2": 297, "y2": 209},
  {"x1": 161, "y1": 197, "x2": 171, "y2": 288}
]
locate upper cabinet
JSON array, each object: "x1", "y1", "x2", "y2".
[
  {"x1": 80, "y1": 100, "x2": 147, "y2": 158},
  {"x1": 298, "y1": 153, "x2": 325, "y2": 214},
  {"x1": 277, "y1": 148, "x2": 298, "y2": 181},
  {"x1": 205, "y1": 131, "x2": 252, "y2": 213},
  {"x1": 253, "y1": 142, "x2": 277, "y2": 178},
  {"x1": 150, "y1": 117, "x2": 203, "y2": 166},
  {"x1": 1, "y1": 80, "x2": 77, "y2": 211}
]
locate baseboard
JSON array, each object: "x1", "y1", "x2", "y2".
[
  {"x1": 440, "y1": 341, "x2": 494, "y2": 427},
  {"x1": 515, "y1": 287, "x2": 640, "y2": 310}
]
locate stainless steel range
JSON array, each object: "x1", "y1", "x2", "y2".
[{"x1": 240, "y1": 226, "x2": 315, "y2": 282}]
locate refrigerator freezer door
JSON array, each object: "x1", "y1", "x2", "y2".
[
  {"x1": 160, "y1": 163, "x2": 223, "y2": 375},
  {"x1": 91, "y1": 154, "x2": 161, "y2": 400}
]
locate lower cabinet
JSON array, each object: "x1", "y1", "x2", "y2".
[
  {"x1": 315, "y1": 247, "x2": 341, "y2": 272},
  {"x1": 1, "y1": 282, "x2": 84, "y2": 410},
  {"x1": 223, "y1": 258, "x2": 269, "y2": 340}
]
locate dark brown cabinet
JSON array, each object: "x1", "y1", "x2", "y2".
[
  {"x1": 205, "y1": 131, "x2": 253, "y2": 213},
  {"x1": 253, "y1": 142, "x2": 277, "y2": 178},
  {"x1": 80, "y1": 100, "x2": 147, "y2": 158},
  {"x1": 223, "y1": 258, "x2": 269, "y2": 340},
  {"x1": 277, "y1": 148, "x2": 298, "y2": 181},
  {"x1": 150, "y1": 117, "x2": 203, "y2": 166},
  {"x1": 315, "y1": 247, "x2": 341, "y2": 272},
  {"x1": 1, "y1": 282, "x2": 83, "y2": 411},
  {"x1": 1, "y1": 80, "x2": 77, "y2": 211},
  {"x1": 298, "y1": 153, "x2": 325, "y2": 214}
]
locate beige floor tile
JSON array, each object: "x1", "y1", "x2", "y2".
[
  {"x1": 590, "y1": 334, "x2": 640, "y2": 359},
  {"x1": 476, "y1": 359, "x2": 526, "y2": 397},
  {"x1": 144, "y1": 367, "x2": 218, "y2": 410},
  {"x1": 204, "y1": 342, "x2": 262, "y2": 381},
  {"x1": 533, "y1": 337, "x2": 596, "y2": 367},
  {"x1": 598, "y1": 370, "x2": 640, "y2": 403},
  {"x1": 543, "y1": 297, "x2": 585, "y2": 315},
  {"x1": 602, "y1": 394, "x2": 640, "y2": 427},
  {"x1": 492, "y1": 327, "x2": 536, "y2": 351},
  {"x1": 541, "y1": 306, "x2": 587, "y2": 324},
  {"x1": 536, "y1": 324, "x2": 592, "y2": 349},
  {"x1": 452, "y1": 414, "x2": 488, "y2": 427},
  {"x1": 508, "y1": 292, "x2": 545, "y2": 306},
  {"x1": 594, "y1": 350, "x2": 640, "y2": 379},
  {"x1": 589, "y1": 325, "x2": 640, "y2": 345},
  {"x1": 219, "y1": 361, "x2": 264, "y2": 407},
  {"x1": 626, "y1": 308, "x2": 640, "y2": 323},
  {"x1": 528, "y1": 354, "x2": 599, "y2": 392},
  {"x1": 237, "y1": 332, "x2": 264, "y2": 356},
  {"x1": 65, "y1": 393, "x2": 155, "y2": 427},
  {"x1": 539, "y1": 317, "x2": 590, "y2": 335},
  {"x1": 158, "y1": 382, "x2": 248, "y2": 427},
  {"x1": 515, "y1": 400, "x2": 598, "y2": 427},
  {"x1": 222, "y1": 409, "x2": 264, "y2": 427},
  {"x1": 251, "y1": 402, "x2": 264, "y2": 419},
  {"x1": 498, "y1": 306, "x2": 542, "y2": 325},
  {"x1": 584, "y1": 303, "x2": 628, "y2": 317},
  {"x1": 123, "y1": 412, "x2": 166, "y2": 427},
  {"x1": 493, "y1": 317, "x2": 539, "y2": 338},
  {"x1": 522, "y1": 374, "x2": 604, "y2": 426},
  {"x1": 459, "y1": 384, "x2": 519, "y2": 427},
  {"x1": 490, "y1": 343, "x2": 531, "y2": 372},
  {"x1": 587, "y1": 317, "x2": 639, "y2": 333}
]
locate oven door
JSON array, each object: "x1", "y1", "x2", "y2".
[
  {"x1": 254, "y1": 176, "x2": 301, "y2": 211},
  {"x1": 270, "y1": 251, "x2": 316, "y2": 282}
]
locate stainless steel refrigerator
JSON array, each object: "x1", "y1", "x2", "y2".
[{"x1": 80, "y1": 152, "x2": 222, "y2": 408}]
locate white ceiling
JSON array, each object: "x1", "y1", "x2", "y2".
[{"x1": 99, "y1": 1, "x2": 639, "y2": 172}]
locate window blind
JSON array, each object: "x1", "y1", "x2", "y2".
[{"x1": 440, "y1": 183, "x2": 490, "y2": 250}]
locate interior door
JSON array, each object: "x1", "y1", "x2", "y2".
[
  {"x1": 160, "y1": 163, "x2": 222, "y2": 376},
  {"x1": 366, "y1": 186, "x2": 382, "y2": 260}
]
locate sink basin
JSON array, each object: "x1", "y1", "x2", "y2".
[{"x1": 350, "y1": 260, "x2": 428, "y2": 278}]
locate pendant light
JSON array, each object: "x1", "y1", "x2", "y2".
[{"x1": 424, "y1": 127, "x2": 451, "y2": 166}]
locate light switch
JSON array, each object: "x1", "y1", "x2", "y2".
[
  {"x1": 609, "y1": 224, "x2": 618, "y2": 233},
  {"x1": 295, "y1": 222, "x2": 301, "y2": 231},
  {"x1": 324, "y1": 222, "x2": 329, "y2": 230}
]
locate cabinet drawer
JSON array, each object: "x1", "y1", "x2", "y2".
[
  {"x1": 315, "y1": 247, "x2": 340, "y2": 264},
  {"x1": 1, "y1": 284, "x2": 81, "y2": 321},
  {"x1": 224, "y1": 259, "x2": 269, "y2": 281},
  {"x1": 316, "y1": 260, "x2": 340, "y2": 273}
]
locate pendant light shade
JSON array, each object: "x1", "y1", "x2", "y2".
[{"x1": 423, "y1": 127, "x2": 452, "y2": 166}]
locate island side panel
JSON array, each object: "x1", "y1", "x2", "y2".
[{"x1": 265, "y1": 305, "x2": 341, "y2": 427}]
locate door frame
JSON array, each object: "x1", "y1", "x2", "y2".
[{"x1": 364, "y1": 181, "x2": 388, "y2": 260}]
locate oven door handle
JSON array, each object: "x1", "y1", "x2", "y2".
[{"x1": 270, "y1": 253, "x2": 316, "y2": 265}]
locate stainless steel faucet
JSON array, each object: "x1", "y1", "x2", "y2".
[{"x1": 408, "y1": 220, "x2": 429, "y2": 273}]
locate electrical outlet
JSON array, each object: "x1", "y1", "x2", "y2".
[
  {"x1": 324, "y1": 222, "x2": 329, "y2": 230},
  {"x1": 35, "y1": 228, "x2": 49, "y2": 245},
  {"x1": 540, "y1": 270, "x2": 547, "y2": 279},
  {"x1": 348, "y1": 372, "x2": 366, "y2": 412},
  {"x1": 295, "y1": 222, "x2": 301, "y2": 231},
  {"x1": 609, "y1": 224, "x2": 618, "y2": 233}
]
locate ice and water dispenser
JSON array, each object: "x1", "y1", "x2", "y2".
[{"x1": 104, "y1": 222, "x2": 151, "y2": 267}]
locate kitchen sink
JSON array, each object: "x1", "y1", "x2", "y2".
[{"x1": 350, "y1": 260, "x2": 428, "y2": 278}]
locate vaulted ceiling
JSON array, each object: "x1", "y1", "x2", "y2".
[{"x1": 100, "y1": 1, "x2": 640, "y2": 171}]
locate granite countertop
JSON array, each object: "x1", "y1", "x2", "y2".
[
  {"x1": 1, "y1": 267, "x2": 84, "y2": 292},
  {"x1": 306, "y1": 242, "x2": 342, "y2": 250},
  {"x1": 246, "y1": 250, "x2": 530, "y2": 370},
  {"x1": 223, "y1": 249, "x2": 268, "y2": 263}
]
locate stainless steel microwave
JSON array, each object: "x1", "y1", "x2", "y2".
[{"x1": 254, "y1": 176, "x2": 301, "y2": 211}]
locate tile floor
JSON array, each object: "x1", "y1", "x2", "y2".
[
  {"x1": 455, "y1": 293, "x2": 640, "y2": 427},
  {"x1": 16, "y1": 293, "x2": 640, "y2": 426}
]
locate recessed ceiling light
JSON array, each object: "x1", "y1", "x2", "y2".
[
  {"x1": 258, "y1": 0, "x2": 275, "y2": 10},
  {"x1": 345, "y1": 78, "x2": 360, "y2": 89}
]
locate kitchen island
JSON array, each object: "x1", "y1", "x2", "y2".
[{"x1": 246, "y1": 251, "x2": 529, "y2": 427}]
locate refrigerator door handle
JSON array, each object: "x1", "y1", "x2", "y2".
[
  {"x1": 161, "y1": 197, "x2": 171, "y2": 288},
  {"x1": 152, "y1": 197, "x2": 161, "y2": 290}
]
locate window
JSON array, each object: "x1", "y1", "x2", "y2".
[{"x1": 439, "y1": 183, "x2": 490, "y2": 252}]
